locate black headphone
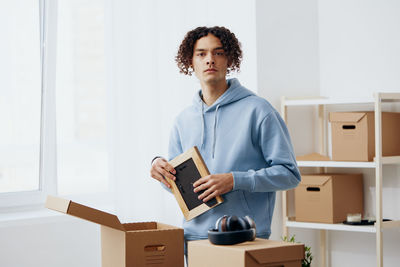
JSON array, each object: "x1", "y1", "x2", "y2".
[{"x1": 208, "y1": 215, "x2": 256, "y2": 245}]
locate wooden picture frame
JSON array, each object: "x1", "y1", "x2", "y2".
[{"x1": 167, "y1": 146, "x2": 224, "y2": 221}]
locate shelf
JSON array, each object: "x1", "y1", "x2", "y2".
[
  {"x1": 283, "y1": 97, "x2": 374, "y2": 106},
  {"x1": 282, "y1": 92, "x2": 400, "y2": 267},
  {"x1": 382, "y1": 220, "x2": 400, "y2": 229},
  {"x1": 297, "y1": 156, "x2": 400, "y2": 168},
  {"x1": 379, "y1": 92, "x2": 400, "y2": 101},
  {"x1": 286, "y1": 220, "x2": 376, "y2": 233},
  {"x1": 286, "y1": 220, "x2": 400, "y2": 233},
  {"x1": 297, "y1": 160, "x2": 376, "y2": 168},
  {"x1": 283, "y1": 93, "x2": 400, "y2": 106}
]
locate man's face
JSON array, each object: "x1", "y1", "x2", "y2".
[{"x1": 192, "y1": 34, "x2": 229, "y2": 86}]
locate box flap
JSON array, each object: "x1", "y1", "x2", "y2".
[
  {"x1": 329, "y1": 112, "x2": 367, "y2": 123},
  {"x1": 300, "y1": 175, "x2": 331, "y2": 186},
  {"x1": 46, "y1": 195, "x2": 125, "y2": 231},
  {"x1": 247, "y1": 243, "x2": 304, "y2": 263}
]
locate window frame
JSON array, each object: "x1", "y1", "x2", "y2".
[
  {"x1": 0, "y1": 0, "x2": 112, "y2": 211},
  {"x1": 0, "y1": 0, "x2": 57, "y2": 210}
]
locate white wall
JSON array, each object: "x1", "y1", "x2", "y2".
[{"x1": 319, "y1": 0, "x2": 400, "y2": 97}]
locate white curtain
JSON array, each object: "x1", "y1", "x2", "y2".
[{"x1": 105, "y1": 0, "x2": 257, "y2": 226}]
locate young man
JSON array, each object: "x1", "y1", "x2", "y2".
[{"x1": 150, "y1": 26, "x2": 300, "y2": 244}]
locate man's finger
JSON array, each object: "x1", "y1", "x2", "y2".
[
  {"x1": 203, "y1": 190, "x2": 218, "y2": 202},
  {"x1": 198, "y1": 187, "x2": 214, "y2": 200},
  {"x1": 193, "y1": 179, "x2": 211, "y2": 193},
  {"x1": 160, "y1": 167, "x2": 176, "y2": 181},
  {"x1": 161, "y1": 161, "x2": 176, "y2": 175},
  {"x1": 153, "y1": 173, "x2": 171, "y2": 188},
  {"x1": 193, "y1": 176, "x2": 208, "y2": 187}
]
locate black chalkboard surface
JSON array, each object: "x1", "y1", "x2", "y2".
[
  {"x1": 174, "y1": 158, "x2": 217, "y2": 210},
  {"x1": 168, "y1": 146, "x2": 223, "y2": 220}
]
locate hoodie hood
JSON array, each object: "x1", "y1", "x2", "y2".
[
  {"x1": 192, "y1": 78, "x2": 255, "y2": 158},
  {"x1": 192, "y1": 78, "x2": 255, "y2": 111}
]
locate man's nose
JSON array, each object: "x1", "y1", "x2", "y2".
[{"x1": 206, "y1": 54, "x2": 215, "y2": 65}]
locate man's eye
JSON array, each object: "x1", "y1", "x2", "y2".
[{"x1": 197, "y1": 53, "x2": 205, "y2": 57}]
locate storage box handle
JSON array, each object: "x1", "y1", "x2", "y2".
[
  {"x1": 306, "y1": 187, "x2": 320, "y2": 192},
  {"x1": 342, "y1": 125, "x2": 356, "y2": 130},
  {"x1": 144, "y1": 245, "x2": 166, "y2": 252}
]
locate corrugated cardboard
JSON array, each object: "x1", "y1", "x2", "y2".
[
  {"x1": 329, "y1": 111, "x2": 400, "y2": 161},
  {"x1": 45, "y1": 195, "x2": 184, "y2": 267},
  {"x1": 188, "y1": 238, "x2": 304, "y2": 267},
  {"x1": 295, "y1": 173, "x2": 363, "y2": 223}
]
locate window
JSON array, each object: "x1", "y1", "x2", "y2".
[
  {"x1": 0, "y1": 0, "x2": 110, "y2": 209},
  {"x1": 0, "y1": 1, "x2": 41, "y2": 194}
]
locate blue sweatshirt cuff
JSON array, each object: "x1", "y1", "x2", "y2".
[{"x1": 232, "y1": 171, "x2": 254, "y2": 191}]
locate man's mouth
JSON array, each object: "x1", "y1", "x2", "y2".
[{"x1": 204, "y1": 68, "x2": 217, "y2": 72}]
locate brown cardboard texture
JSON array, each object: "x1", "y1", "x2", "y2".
[
  {"x1": 329, "y1": 111, "x2": 400, "y2": 161},
  {"x1": 295, "y1": 173, "x2": 363, "y2": 223},
  {"x1": 188, "y1": 238, "x2": 304, "y2": 267},
  {"x1": 45, "y1": 195, "x2": 184, "y2": 267}
]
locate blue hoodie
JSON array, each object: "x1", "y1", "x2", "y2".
[{"x1": 168, "y1": 78, "x2": 300, "y2": 241}]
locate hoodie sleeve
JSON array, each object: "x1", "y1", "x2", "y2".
[
  {"x1": 232, "y1": 111, "x2": 301, "y2": 192},
  {"x1": 168, "y1": 122, "x2": 183, "y2": 161},
  {"x1": 158, "y1": 123, "x2": 184, "y2": 192}
]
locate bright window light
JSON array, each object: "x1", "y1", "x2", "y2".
[
  {"x1": 0, "y1": 1, "x2": 41, "y2": 193},
  {"x1": 56, "y1": 0, "x2": 108, "y2": 195}
]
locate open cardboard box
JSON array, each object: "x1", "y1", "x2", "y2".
[
  {"x1": 45, "y1": 195, "x2": 184, "y2": 267},
  {"x1": 188, "y1": 238, "x2": 304, "y2": 267}
]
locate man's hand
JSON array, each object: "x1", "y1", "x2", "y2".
[
  {"x1": 193, "y1": 173, "x2": 234, "y2": 202},
  {"x1": 150, "y1": 158, "x2": 176, "y2": 188}
]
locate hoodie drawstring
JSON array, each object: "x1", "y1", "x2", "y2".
[
  {"x1": 200, "y1": 102, "x2": 205, "y2": 149},
  {"x1": 212, "y1": 104, "x2": 220, "y2": 159},
  {"x1": 200, "y1": 102, "x2": 220, "y2": 159}
]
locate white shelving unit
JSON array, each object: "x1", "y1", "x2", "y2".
[{"x1": 281, "y1": 93, "x2": 400, "y2": 267}]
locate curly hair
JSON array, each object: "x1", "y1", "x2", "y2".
[{"x1": 176, "y1": 26, "x2": 242, "y2": 76}]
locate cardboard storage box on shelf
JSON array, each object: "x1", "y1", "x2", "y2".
[
  {"x1": 295, "y1": 173, "x2": 363, "y2": 223},
  {"x1": 188, "y1": 238, "x2": 304, "y2": 267},
  {"x1": 329, "y1": 111, "x2": 400, "y2": 161},
  {"x1": 45, "y1": 195, "x2": 184, "y2": 267}
]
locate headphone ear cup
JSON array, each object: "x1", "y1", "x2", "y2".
[
  {"x1": 215, "y1": 215, "x2": 228, "y2": 232},
  {"x1": 244, "y1": 215, "x2": 256, "y2": 240},
  {"x1": 226, "y1": 215, "x2": 241, "y2": 231},
  {"x1": 244, "y1": 215, "x2": 256, "y2": 230},
  {"x1": 226, "y1": 216, "x2": 253, "y2": 231},
  {"x1": 237, "y1": 217, "x2": 249, "y2": 230},
  {"x1": 220, "y1": 216, "x2": 228, "y2": 232}
]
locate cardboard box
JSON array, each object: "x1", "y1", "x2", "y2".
[
  {"x1": 45, "y1": 195, "x2": 184, "y2": 267},
  {"x1": 188, "y1": 238, "x2": 304, "y2": 267},
  {"x1": 329, "y1": 111, "x2": 400, "y2": 161},
  {"x1": 295, "y1": 173, "x2": 363, "y2": 223}
]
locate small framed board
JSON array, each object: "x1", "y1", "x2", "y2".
[{"x1": 167, "y1": 146, "x2": 223, "y2": 221}]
